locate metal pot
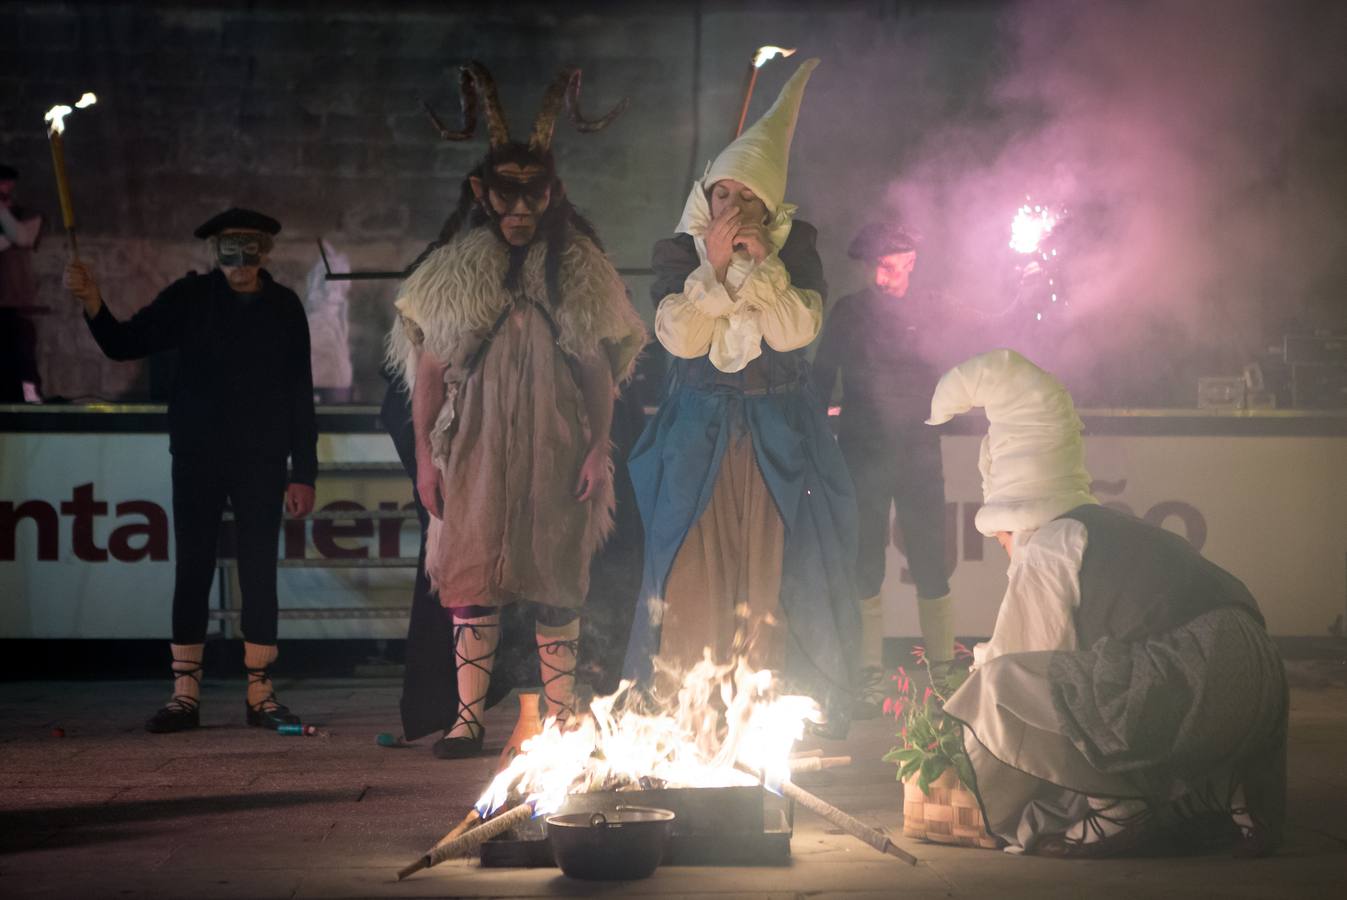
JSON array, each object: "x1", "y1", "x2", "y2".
[{"x1": 544, "y1": 805, "x2": 675, "y2": 880}]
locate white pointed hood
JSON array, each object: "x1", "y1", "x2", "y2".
[
  {"x1": 927, "y1": 348, "x2": 1097, "y2": 535},
  {"x1": 700, "y1": 57, "x2": 819, "y2": 215}
]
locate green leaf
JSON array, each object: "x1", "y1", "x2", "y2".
[
  {"x1": 899, "y1": 756, "x2": 923, "y2": 780},
  {"x1": 917, "y1": 754, "x2": 949, "y2": 793},
  {"x1": 884, "y1": 747, "x2": 922, "y2": 765}
]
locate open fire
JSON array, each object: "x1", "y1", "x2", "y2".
[
  {"x1": 476, "y1": 654, "x2": 822, "y2": 820},
  {"x1": 398, "y1": 655, "x2": 916, "y2": 879}
]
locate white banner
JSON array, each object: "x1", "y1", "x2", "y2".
[{"x1": 2, "y1": 431, "x2": 1344, "y2": 638}]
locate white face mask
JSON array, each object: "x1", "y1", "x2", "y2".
[{"x1": 215, "y1": 233, "x2": 271, "y2": 268}]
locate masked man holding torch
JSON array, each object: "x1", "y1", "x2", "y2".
[{"x1": 64, "y1": 208, "x2": 318, "y2": 733}]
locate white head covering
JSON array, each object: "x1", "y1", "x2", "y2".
[
  {"x1": 926, "y1": 348, "x2": 1097, "y2": 535},
  {"x1": 676, "y1": 57, "x2": 819, "y2": 248}
]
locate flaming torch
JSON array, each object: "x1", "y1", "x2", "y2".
[
  {"x1": 43, "y1": 92, "x2": 97, "y2": 258},
  {"x1": 1008, "y1": 200, "x2": 1059, "y2": 256},
  {"x1": 733, "y1": 46, "x2": 796, "y2": 138}
]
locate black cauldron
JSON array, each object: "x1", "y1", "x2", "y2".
[{"x1": 544, "y1": 805, "x2": 676, "y2": 880}]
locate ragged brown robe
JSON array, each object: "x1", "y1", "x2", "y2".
[{"x1": 387, "y1": 225, "x2": 646, "y2": 609}]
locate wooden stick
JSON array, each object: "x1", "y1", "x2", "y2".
[
  {"x1": 737, "y1": 763, "x2": 917, "y2": 865},
  {"x1": 397, "y1": 802, "x2": 533, "y2": 880},
  {"x1": 790, "y1": 748, "x2": 825, "y2": 760},
  {"x1": 788, "y1": 755, "x2": 852, "y2": 774},
  {"x1": 431, "y1": 808, "x2": 482, "y2": 851},
  {"x1": 781, "y1": 780, "x2": 918, "y2": 865}
]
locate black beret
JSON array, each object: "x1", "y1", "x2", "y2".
[
  {"x1": 848, "y1": 223, "x2": 921, "y2": 261},
  {"x1": 193, "y1": 207, "x2": 281, "y2": 239}
]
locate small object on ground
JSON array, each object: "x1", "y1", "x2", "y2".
[
  {"x1": 277, "y1": 723, "x2": 319, "y2": 736},
  {"x1": 376, "y1": 732, "x2": 407, "y2": 747},
  {"x1": 51, "y1": 726, "x2": 65, "y2": 738}
]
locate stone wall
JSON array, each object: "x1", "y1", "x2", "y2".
[
  {"x1": 8, "y1": 2, "x2": 1338, "y2": 406},
  {"x1": 2, "y1": 1, "x2": 1015, "y2": 402}
]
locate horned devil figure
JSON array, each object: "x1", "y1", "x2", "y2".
[{"x1": 387, "y1": 62, "x2": 647, "y2": 761}]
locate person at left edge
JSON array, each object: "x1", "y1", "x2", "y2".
[{"x1": 64, "y1": 207, "x2": 318, "y2": 733}]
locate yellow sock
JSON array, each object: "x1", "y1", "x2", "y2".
[
  {"x1": 860, "y1": 594, "x2": 884, "y2": 670},
  {"x1": 917, "y1": 594, "x2": 955, "y2": 663}
]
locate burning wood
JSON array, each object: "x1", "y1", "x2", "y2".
[
  {"x1": 398, "y1": 802, "x2": 533, "y2": 880},
  {"x1": 788, "y1": 755, "x2": 851, "y2": 774},
  {"x1": 398, "y1": 657, "x2": 911, "y2": 879}
]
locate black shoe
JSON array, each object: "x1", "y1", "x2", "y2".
[
  {"x1": 245, "y1": 700, "x2": 301, "y2": 729},
  {"x1": 431, "y1": 728, "x2": 486, "y2": 759},
  {"x1": 146, "y1": 699, "x2": 200, "y2": 733}
]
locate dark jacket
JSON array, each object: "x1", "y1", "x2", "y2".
[
  {"x1": 1062, "y1": 504, "x2": 1264, "y2": 647},
  {"x1": 813, "y1": 286, "x2": 945, "y2": 443},
  {"x1": 86, "y1": 268, "x2": 318, "y2": 485}
]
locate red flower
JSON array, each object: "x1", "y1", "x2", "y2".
[
  {"x1": 923, "y1": 686, "x2": 933, "y2": 704},
  {"x1": 953, "y1": 641, "x2": 974, "y2": 660},
  {"x1": 912, "y1": 645, "x2": 927, "y2": 664}
]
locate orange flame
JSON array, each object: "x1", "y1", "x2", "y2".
[{"x1": 475, "y1": 655, "x2": 821, "y2": 818}]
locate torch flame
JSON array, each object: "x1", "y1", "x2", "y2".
[
  {"x1": 44, "y1": 105, "x2": 73, "y2": 135},
  {"x1": 44, "y1": 92, "x2": 98, "y2": 134},
  {"x1": 753, "y1": 46, "x2": 797, "y2": 68},
  {"x1": 1009, "y1": 202, "x2": 1059, "y2": 255},
  {"x1": 474, "y1": 655, "x2": 822, "y2": 819}
]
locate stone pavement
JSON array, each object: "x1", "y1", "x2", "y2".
[{"x1": 1, "y1": 660, "x2": 1345, "y2": 899}]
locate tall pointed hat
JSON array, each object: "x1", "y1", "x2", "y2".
[
  {"x1": 704, "y1": 57, "x2": 819, "y2": 213},
  {"x1": 926, "y1": 348, "x2": 1097, "y2": 535}
]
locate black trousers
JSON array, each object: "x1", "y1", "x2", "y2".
[
  {"x1": 841, "y1": 429, "x2": 950, "y2": 601},
  {"x1": 170, "y1": 454, "x2": 287, "y2": 645}
]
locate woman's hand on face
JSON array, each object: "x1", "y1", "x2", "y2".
[
  {"x1": 733, "y1": 223, "x2": 772, "y2": 262},
  {"x1": 704, "y1": 206, "x2": 741, "y2": 281}
]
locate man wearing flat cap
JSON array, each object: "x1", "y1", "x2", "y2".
[
  {"x1": 65, "y1": 207, "x2": 318, "y2": 733},
  {"x1": 814, "y1": 223, "x2": 961, "y2": 714}
]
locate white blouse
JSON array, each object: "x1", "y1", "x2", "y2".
[
  {"x1": 655, "y1": 250, "x2": 822, "y2": 373},
  {"x1": 973, "y1": 517, "x2": 1089, "y2": 668}
]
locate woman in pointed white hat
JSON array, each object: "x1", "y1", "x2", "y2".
[
  {"x1": 930, "y1": 348, "x2": 1287, "y2": 857},
  {"x1": 622, "y1": 59, "x2": 860, "y2": 736}
]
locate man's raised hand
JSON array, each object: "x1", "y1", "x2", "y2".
[{"x1": 63, "y1": 261, "x2": 102, "y2": 317}]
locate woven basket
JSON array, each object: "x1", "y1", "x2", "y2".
[{"x1": 902, "y1": 768, "x2": 1000, "y2": 849}]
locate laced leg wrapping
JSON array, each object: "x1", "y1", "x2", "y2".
[
  {"x1": 244, "y1": 642, "x2": 281, "y2": 712},
  {"x1": 536, "y1": 619, "x2": 580, "y2": 722},
  {"x1": 1061, "y1": 796, "x2": 1151, "y2": 848},
  {"x1": 448, "y1": 613, "x2": 499, "y2": 740},
  {"x1": 166, "y1": 642, "x2": 204, "y2": 714}
]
